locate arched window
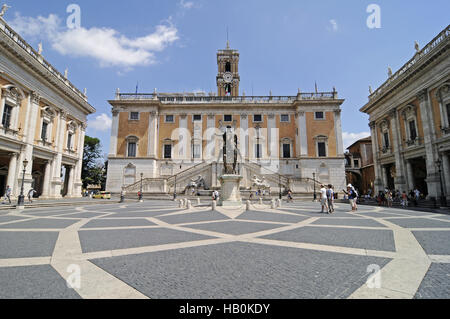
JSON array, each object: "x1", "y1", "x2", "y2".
[{"x1": 225, "y1": 62, "x2": 231, "y2": 72}]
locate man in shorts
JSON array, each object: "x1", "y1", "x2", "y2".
[
  {"x1": 320, "y1": 185, "x2": 328, "y2": 214},
  {"x1": 327, "y1": 184, "x2": 335, "y2": 214}
]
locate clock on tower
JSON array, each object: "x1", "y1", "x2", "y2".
[{"x1": 216, "y1": 41, "x2": 240, "y2": 97}]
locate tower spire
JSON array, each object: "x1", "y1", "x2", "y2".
[{"x1": 226, "y1": 27, "x2": 230, "y2": 49}]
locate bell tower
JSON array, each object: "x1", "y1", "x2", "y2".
[{"x1": 217, "y1": 41, "x2": 240, "y2": 97}]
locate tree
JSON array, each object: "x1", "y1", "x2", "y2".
[{"x1": 82, "y1": 136, "x2": 105, "y2": 189}]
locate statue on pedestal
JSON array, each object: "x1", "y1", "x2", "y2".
[{"x1": 222, "y1": 127, "x2": 239, "y2": 175}]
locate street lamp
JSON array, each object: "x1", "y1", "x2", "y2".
[
  {"x1": 313, "y1": 172, "x2": 317, "y2": 202},
  {"x1": 139, "y1": 173, "x2": 143, "y2": 201},
  {"x1": 279, "y1": 175, "x2": 282, "y2": 200},
  {"x1": 17, "y1": 159, "x2": 29, "y2": 208},
  {"x1": 173, "y1": 174, "x2": 177, "y2": 201},
  {"x1": 435, "y1": 158, "x2": 447, "y2": 207}
]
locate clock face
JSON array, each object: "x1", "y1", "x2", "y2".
[{"x1": 223, "y1": 73, "x2": 233, "y2": 83}]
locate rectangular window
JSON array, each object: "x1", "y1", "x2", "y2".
[
  {"x1": 409, "y1": 120, "x2": 417, "y2": 141},
  {"x1": 41, "y1": 122, "x2": 48, "y2": 141},
  {"x1": 354, "y1": 160, "x2": 359, "y2": 167},
  {"x1": 130, "y1": 112, "x2": 139, "y2": 120},
  {"x1": 280, "y1": 114, "x2": 290, "y2": 122},
  {"x1": 164, "y1": 144, "x2": 172, "y2": 159},
  {"x1": 67, "y1": 133, "x2": 73, "y2": 150},
  {"x1": 318, "y1": 142, "x2": 326, "y2": 157},
  {"x1": 224, "y1": 115, "x2": 232, "y2": 122},
  {"x1": 193, "y1": 115, "x2": 202, "y2": 122},
  {"x1": 128, "y1": 142, "x2": 137, "y2": 157},
  {"x1": 384, "y1": 132, "x2": 390, "y2": 148},
  {"x1": 165, "y1": 115, "x2": 174, "y2": 123},
  {"x1": 2, "y1": 104, "x2": 12, "y2": 128},
  {"x1": 255, "y1": 144, "x2": 262, "y2": 159},
  {"x1": 283, "y1": 144, "x2": 291, "y2": 158},
  {"x1": 315, "y1": 112, "x2": 324, "y2": 120},
  {"x1": 253, "y1": 114, "x2": 262, "y2": 122}
]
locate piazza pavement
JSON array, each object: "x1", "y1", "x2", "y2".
[{"x1": 0, "y1": 199, "x2": 449, "y2": 299}]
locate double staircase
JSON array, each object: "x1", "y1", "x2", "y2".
[{"x1": 122, "y1": 160, "x2": 328, "y2": 200}]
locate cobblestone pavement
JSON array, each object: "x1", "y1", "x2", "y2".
[{"x1": 0, "y1": 200, "x2": 449, "y2": 299}]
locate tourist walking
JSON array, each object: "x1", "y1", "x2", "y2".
[
  {"x1": 343, "y1": 185, "x2": 357, "y2": 211},
  {"x1": 327, "y1": 184, "x2": 335, "y2": 214},
  {"x1": 4, "y1": 186, "x2": 11, "y2": 204},
  {"x1": 414, "y1": 188, "x2": 421, "y2": 205},
  {"x1": 27, "y1": 188, "x2": 36, "y2": 203},
  {"x1": 320, "y1": 184, "x2": 328, "y2": 213},
  {"x1": 287, "y1": 190, "x2": 293, "y2": 203},
  {"x1": 386, "y1": 191, "x2": 393, "y2": 208},
  {"x1": 401, "y1": 191, "x2": 408, "y2": 208}
]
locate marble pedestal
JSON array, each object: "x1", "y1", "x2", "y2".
[{"x1": 219, "y1": 174, "x2": 243, "y2": 207}]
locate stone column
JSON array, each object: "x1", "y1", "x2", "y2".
[
  {"x1": 370, "y1": 122, "x2": 383, "y2": 193},
  {"x1": 418, "y1": 89, "x2": 439, "y2": 199},
  {"x1": 51, "y1": 111, "x2": 67, "y2": 198},
  {"x1": 73, "y1": 123, "x2": 86, "y2": 197},
  {"x1": 442, "y1": 153, "x2": 450, "y2": 198},
  {"x1": 41, "y1": 160, "x2": 52, "y2": 198},
  {"x1": 66, "y1": 166, "x2": 75, "y2": 197},
  {"x1": 6, "y1": 152, "x2": 18, "y2": 197},
  {"x1": 381, "y1": 166, "x2": 388, "y2": 189},
  {"x1": 334, "y1": 109, "x2": 344, "y2": 156},
  {"x1": 147, "y1": 111, "x2": 158, "y2": 158},
  {"x1": 406, "y1": 160, "x2": 415, "y2": 192},
  {"x1": 239, "y1": 114, "x2": 248, "y2": 160},
  {"x1": 268, "y1": 114, "x2": 278, "y2": 160},
  {"x1": 19, "y1": 92, "x2": 40, "y2": 197},
  {"x1": 297, "y1": 111, "x2": 308, "y2": 157},
  {"x1": 109, "y1": 109, "x2": 119, "y2": 157},
  {"x1": 389, "y1": 109, "x2": 407, "y2": 192},
  {"x1": 179, "y1": 114, "x2": 188, "y2": 160}
]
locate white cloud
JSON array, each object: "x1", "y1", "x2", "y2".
[
  {"x1": 179, "y1": 0, "x2": 195, "y2": 9},
  {"x1": 9, "y1": 12, "x2": 179, "y2": 68},
  {"x1": 329, "y1": 19, "x2": 338, "y2": 32},
  {"x1": 342, "y1": 132, "x2": 371, "y2": 149},
  {"x1": 88, "y1": 113, "x2": 112, "y2": 132}
]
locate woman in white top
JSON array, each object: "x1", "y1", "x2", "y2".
[{"x1": 320, "y1": 185, "x2": 328, "y2": 213}]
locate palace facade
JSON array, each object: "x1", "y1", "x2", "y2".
[
  {"x1": 361, "y1": 25, "x2": 450, "y2": 200},
  {"x1": 106, "y1": 42, "x2": 346, "y2": 196},
  {"x1": 0, "y1": 17, "x2": 95, "y2": 199}
]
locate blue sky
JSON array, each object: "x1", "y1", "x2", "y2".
[{"x1": 4, "y1": 0, "x2": 449, "y2": 156}]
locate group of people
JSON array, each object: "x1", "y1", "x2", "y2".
[
  {"x1": 376, "y1": 187, "x2": 422, "y2": 208},
  {"x1": 319, "y1": 184, "x2": 336, "y2": 214},
  {"x1": 2, "y1": 186, "x2": 36, "y2": 204}
]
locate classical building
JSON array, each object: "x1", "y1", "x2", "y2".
[
  {"x1": 0, "y1": 17, "x2": 95, "y2": 199},
  {"x1": 361, "y1": 25, "x2": 450, "y2": 199},
  {"x1": 345, "y1": 136, "x2": 375, "y2": 196},
  {"x1": 106, "y1": 42, "x2": 346, "y2": 196}
]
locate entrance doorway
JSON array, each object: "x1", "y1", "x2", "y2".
[
  {"x1": 410, "y1": 157, "x2": 428, "y2": 196},
  {"x1": 384, "y1": 164, "x2": 395, "y2": 190}
]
